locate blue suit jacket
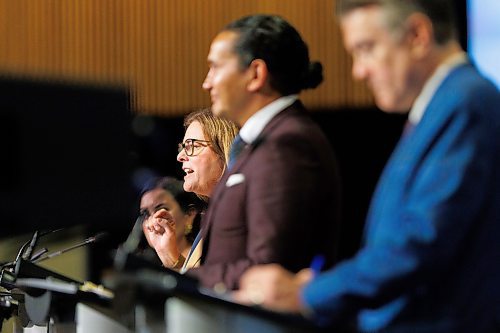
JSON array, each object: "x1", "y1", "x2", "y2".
[{"x1": 303, "y1": 64, "x2": 500, "y2": 332}]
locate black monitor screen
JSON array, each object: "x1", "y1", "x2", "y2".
[{"x1": 0, "y1": 76, "x2": 135, "y2": 237}]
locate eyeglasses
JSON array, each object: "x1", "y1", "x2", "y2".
[{"x1": 178, "y1": 138, "x2": 211, "y2": 156}]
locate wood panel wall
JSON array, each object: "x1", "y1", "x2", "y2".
[{"x1": 0, "y1": 0, "x2": 373, "y2": 116}]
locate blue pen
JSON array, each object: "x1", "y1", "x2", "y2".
[{"x1": 309, "y1": 254, "x2": 325, "y2": 278}]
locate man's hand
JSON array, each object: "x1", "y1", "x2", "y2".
[{"x1": 233, "y1": 264, "x2": 313, "y2": 314}]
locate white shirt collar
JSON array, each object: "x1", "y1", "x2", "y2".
[
  {"x1": 408, "y1": 52, "x2": 468, "y2": 125},
  {"x1": 239, "y1": 95, "x2": 298, "y2": 144}
]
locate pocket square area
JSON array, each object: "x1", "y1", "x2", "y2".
[{"x1": 226, "y1": 173, "x2": 245, "y2": 187}]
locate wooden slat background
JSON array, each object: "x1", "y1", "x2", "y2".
[{"x1": 0, "y1": 0, "x2": 373, "y2": 116}]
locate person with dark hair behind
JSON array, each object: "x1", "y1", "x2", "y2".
[
  {"x1": 140, "y1": 176, "x2": 206, "y2": 271},
  {"x1": 186, "y1": 14, "x2": 342, "y2": 290}
]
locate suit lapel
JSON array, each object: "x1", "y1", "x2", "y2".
[
  {"x1": 390, "y1": 64, "x2": 470, "y2": 168},
  {"x1": 366, "y1": 64, "x2": 471, "y2": 238}
]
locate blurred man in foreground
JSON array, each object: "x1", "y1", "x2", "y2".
[{"x1": 235, "y1": 1, "x2": 500, "y2": 332}]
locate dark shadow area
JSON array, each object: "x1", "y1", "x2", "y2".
[
  {"x1": 312, "y1": 109, "x2": 406, "y2": 260},
  {"x1": 0, "y1": 76, "x2": 137, "y2": 280}
]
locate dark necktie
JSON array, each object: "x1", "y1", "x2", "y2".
[{"x1": 228, "y1": 134, "x2": 246, "y2": 170}]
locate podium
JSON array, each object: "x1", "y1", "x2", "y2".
[
  {"x1": 1, "y1": 259, "x2": 131, "y2": 332},
  {"x1": 3, "y1": 252, "x2": 330, "y2": 332},
  {"x1": 16, "y1": 303, "x2": 131, "y2": 333},
  {"x1": 109, "y1": 253, "x2": 329, "y2": 333},
  {"x1": 165, "y1": 294, "x2": 324, "y2": 333}
]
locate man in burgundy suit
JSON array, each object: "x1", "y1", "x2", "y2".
[{"x1": 186, "y1": 14, "x2": 341, "y2": 290}]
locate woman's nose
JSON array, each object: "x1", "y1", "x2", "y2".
[{"x1": 177, "y1": 149, "x2": 187, "y2": 162}]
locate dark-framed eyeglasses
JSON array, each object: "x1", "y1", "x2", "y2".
[{"x1": 178, "y1": 138, "x2": 211, "y2": 156}]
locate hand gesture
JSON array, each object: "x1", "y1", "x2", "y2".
[{"x1": 142, "y1": 208, "x2": 181, "y2": 267}]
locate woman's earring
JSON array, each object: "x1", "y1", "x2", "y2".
[{"x1": 184, "y1": 223, "x2": 193, "y2": 235}]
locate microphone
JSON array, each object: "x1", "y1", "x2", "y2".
[
  {"x1": 114, "y1": 213, "x2": 146, "y2": 270},
  {"x1": 29, "y1": 248, "x2": 48, "y2": 262},
  {"x1": 33, "y1": 232, "x2": 108, "y2": 263},
  {"x1": 122, "y1": 213, "x2": 146, "y2": 254},
  {"x1": 20, "y1": 230, "x2": 39, "y2": 261},
  {"x1": 1, "y1": 229, "x2": 64, "y2": 270}
]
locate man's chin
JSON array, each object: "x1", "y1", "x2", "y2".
[
  {"x1": 376, "y1": 98, "x2": 410, "y2": 114},
  {"x1": 210, "y1": 104, "x2": 223, "y2": 117}
]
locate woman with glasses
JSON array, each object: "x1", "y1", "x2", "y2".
[
  {"x1": 143, "y1": 108, "x2": 238, "y2": 271},
  {"x1": 177, "y1": 108, "x2": 238, "y2": 201}
]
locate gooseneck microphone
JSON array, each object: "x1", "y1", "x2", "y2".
[
  {"x1": 114, "y1": 213, "x2": 146, "y2": 270},
  {"x1": 20, "y1": 230, "x2": 39, "y2": 261},
  {"x1": 29, "y1": 248, "x2": 49, "y2": 262},
  {"x1": 33, "y1": 232, "x2": 108, "y2": 263},
  {"x1": 122, "y1": 213, "x2": 146, "y2": 254},
  {"x1": 1, "y1": 229, "x2": 64, "y2": 270}
]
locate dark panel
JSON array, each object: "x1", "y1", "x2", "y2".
[
  {"x1": 312, "y1": 109, "x2": 406, "y2": 259},
  {"x1": 457, "y1": 0, "x2": 468, "y2": 51},
  {"x1": 0, "y1": 76, "x2": 135, "y2": 238}
]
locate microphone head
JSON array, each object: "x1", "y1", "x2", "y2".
[
  {"x1": 90, "y1": 232, "x2": 109, "y2": 243},
  {"x1": 39, "y1": 228, "x2": 65, "y2": 237},
  {"x1": 20, "y1": 230, "x2": 39, "y2": 261}
]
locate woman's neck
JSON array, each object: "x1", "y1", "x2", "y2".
[{"x1": 177, "y1": 236, "x2": 192, "y2": 257}]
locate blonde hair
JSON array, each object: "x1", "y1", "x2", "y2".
[{"x1": 184, "y1": 108, "x2": 239, "y2": 169}]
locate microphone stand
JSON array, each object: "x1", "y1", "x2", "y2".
[
  {"x1": 113, "y1": 214, "x2": 146, "y2": 271},
  {"x1": 1, "y1": 229, "x2": 63, "y2": 271},
  {"x1": 0, "y1": 230, "x2": 111, "y2": 330},
  {"x1": 33, "y1": 233, "x2": 107, "y2": 264}
]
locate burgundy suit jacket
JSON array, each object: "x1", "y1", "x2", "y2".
[{"x1": 188, "y1": 101, "x2": 341, "y2": 289}]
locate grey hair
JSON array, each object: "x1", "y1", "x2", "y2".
[{"x1": 335, "y1": 0, "x2": 458, "y2": 45}]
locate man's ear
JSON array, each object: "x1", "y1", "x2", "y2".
[
  {"x1": 246, "y1": 59, "x2": 269, "y2": 92},
  {"x1": 405, "y1": 13, "x2": 433, "y2": 59}
]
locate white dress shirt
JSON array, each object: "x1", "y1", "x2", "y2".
[
  {"x1": 239, "y1": 95, "x2": 298, "y2": 144},
  {"x1": 408, "y1": 52, "x2": 468, "y2": 125}
]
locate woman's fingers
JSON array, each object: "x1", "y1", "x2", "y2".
[{"x1": 152, "y1": 209, "x2": 176, "y2": 231}]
